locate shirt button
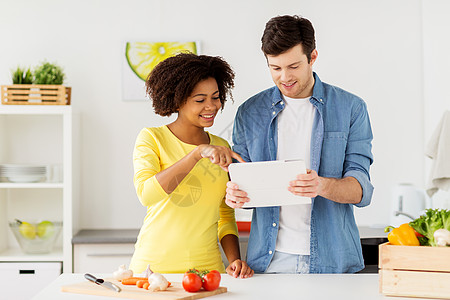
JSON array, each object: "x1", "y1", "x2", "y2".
[
  {"x1": 272, "y1": 223, "x2": 277, "y2": 227},
  {"x1": 272, "y1": 111, "x2": 275, "y2": 115},
  {"x1": 280, "y1": 101, "x2": 284, "y2": 105},
  {"x1": 269, "y1": 250, "x2": 273, "y2": 255}
]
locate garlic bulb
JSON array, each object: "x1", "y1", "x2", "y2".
[
  {"x1": 434, "y1": 229, "x2": 450, "y2": 247},
  {"x1": 141, "y1": 264, "x2": 154, "y2": 278},
  {"x1": 112, "y1": 264, "x2": 133, "y2": 280},
  {"x1": 148, "y1": 272, "x2": 169, "y2": 291}
]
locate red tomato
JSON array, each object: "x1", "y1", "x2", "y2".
[
  {"x1": 202, "y1": 270, "x2": 221, "y2": 291},
  {"x1": 182, "y1": 272, "x2": 202, "y2": 292}
]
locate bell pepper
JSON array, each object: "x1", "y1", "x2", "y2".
[{"x1": 384, "y1": 223, "x2": 420, "y2": 246}]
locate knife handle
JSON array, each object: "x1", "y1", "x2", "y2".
[{"x1": 85, "y1": 273, "x2": 99, "y2": 284}]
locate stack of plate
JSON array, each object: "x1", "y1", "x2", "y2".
[{"x1": 0, "y1": 164, "x2": 47, "y2": 183}]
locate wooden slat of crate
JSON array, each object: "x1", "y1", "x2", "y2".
[
  {"x1": 380, "y1": 269, "x2": 450, "y2": 299},
  {"x1": 1, "y1": 85, "x2": 71, "y2": 105},
  {"x1": 379, "y1": 243, "x2": 450, "y2": 272},
  {"x1": 379, "y1": 243, "x2": 450, "y2": 299}
]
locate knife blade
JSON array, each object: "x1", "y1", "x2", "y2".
[{"x1": 84, "y1": 273, "x2": 121, "y2": 293}]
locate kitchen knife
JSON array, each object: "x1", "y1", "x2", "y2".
[{"x1": 84, "y1": 273, "x2": 121, "y2": 293}]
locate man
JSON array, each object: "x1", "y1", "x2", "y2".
[{"x1": 225, "y1": 15, "x2": 374, "y2": 273}]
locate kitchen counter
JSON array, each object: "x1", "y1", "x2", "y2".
[
  {"x1": 71, "y1": 227, "x2": 386, "y2": 273},
  {"x1": 72, "y1": 229, "x2": 140, "y2": 244},
  {"x1": 72, "y1": 226, "x2": 385, "y2": 244},
  {"x1": 359, "y1": 226, "x2": 388, "y2": 239},
  {"x1": 33, "y1": 273, "x2": 417, "y2": 300}
]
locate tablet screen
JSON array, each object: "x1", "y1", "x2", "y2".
[{"x1": 228, "y1": 160, "x2": 311, "y2": 208}]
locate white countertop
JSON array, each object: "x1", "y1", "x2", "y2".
[{"x1": 33, "y1": 273, "x2": 416, "y2": 300}]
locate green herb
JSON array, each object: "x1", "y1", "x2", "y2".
[
  {"x1": 33, "y1": 61, "x2": 65, "y2": 85},
  {"x1": 409, "y1": 208, "x2": 450, "y2": 246},
  {"x1": 11, "y1": 66, "x2": 33, "y2": 84}
]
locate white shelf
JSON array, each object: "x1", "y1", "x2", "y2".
[
  {"x1": 0, "y1": 105, "x2": 71, "y2": 115},
  {"x1": 0, "y1": 107, "x2": 76, "y2": 273},
  {"x1": 0, "y1": 183, "x2": 64, "y2": 189},
  {"x1": 0, "y1": 247, "x2": 63, "y2": 261}
]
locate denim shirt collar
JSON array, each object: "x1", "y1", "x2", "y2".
[{"x1": 269, "y1": 88, "x2": 284, "y2": 108}]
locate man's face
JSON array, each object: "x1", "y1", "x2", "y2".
[{"x1": 266, "y1": 44, "x2": 318, "y2": 99}]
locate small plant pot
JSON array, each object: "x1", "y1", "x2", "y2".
[{"x1": 1, "y1": 85, "x2": 71, "y2": 105}]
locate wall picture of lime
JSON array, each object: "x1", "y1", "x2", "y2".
[
  {"x1": 122, "y1": 41, "x2": 199, "y2": 101},
  {"x1": 126, "y1": 42, "x2": 197, "y2": 81}
]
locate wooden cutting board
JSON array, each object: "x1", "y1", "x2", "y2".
[{"x1": 61, "y1": 279, "x2": 227, "y2": 300}]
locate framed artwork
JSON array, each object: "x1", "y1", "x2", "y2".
[{"x1": 122, "y1": 41, "x2": 199, "y2": 101}]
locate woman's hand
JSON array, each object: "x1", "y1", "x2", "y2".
[
  {"x1": 226, "y1": 259, "x2": 254, "y2": 279},
  {"x1": 197, "y1": 145, "x2": 245, "y2": 171}
]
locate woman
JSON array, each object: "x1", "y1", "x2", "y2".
[{"x1": 129, "y1": 53, "x2": 253, "y2": 279}]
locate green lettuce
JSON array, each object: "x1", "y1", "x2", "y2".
[{"x1": 409, "y1": 208, "x2": 450, "y2": 246}]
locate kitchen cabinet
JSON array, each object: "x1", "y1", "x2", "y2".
[
  {"x1": 0, "y1": 262, "x2": 62, "y2": 300},
  {"x1": 72, "y1": 229, "x2": 249, "y2": 273},
  {"x1": 72, "y1": 229, "x2": 138, "y2": 274},
  {"x1": 73, "y1": 243, "x2": 135, "y2": 273},
  {"x1": 0, "y1": 105, "x2": 78, "y2": 273}
]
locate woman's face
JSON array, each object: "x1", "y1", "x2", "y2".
[{"x1": 177, "y1": 77, "x2": 222, "y2": 128}]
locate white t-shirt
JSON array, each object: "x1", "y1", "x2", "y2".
[{"x1": 275, "y1": 95, "x2": 315, "y2": 255}]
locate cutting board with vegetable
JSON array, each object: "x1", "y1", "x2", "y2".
[{"x1": 61, "y1": 279, "x2": 227, "y2": 300}]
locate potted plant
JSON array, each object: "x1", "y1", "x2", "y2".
[
  {"x1": 33, "y1": 61, "x2": 65, "y2": 85},
  {"x1": 12, "y1": 67, "x2": 33, "y2": 84},
  {"x1": 1, "y1": 61, "x2": 71, "y2": 105}
]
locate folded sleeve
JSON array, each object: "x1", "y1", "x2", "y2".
[
  {"x1": 217, "y1": 197, "x2": 239, "y2": 241},
  {"x1": 343, "y1": 100, "x2": 374, "y2": 208},
  {"x1": 232, "y1": 107, "x2": 251, "y2": 162},
  {"x1": 133, "y1": 129, "x2": 168, "y2": 207}
]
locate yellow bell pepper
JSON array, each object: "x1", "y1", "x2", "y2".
[{"x1": 384, "y1": 223, "x2": 420, "y2": 246}]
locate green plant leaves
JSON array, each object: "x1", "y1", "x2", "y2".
[
  {"x1": 11, "y1": 61, "x2": 65, "y2": 85},
  {"x1": 11, "y1": 67, "x2": 33, "y2": 84},
  {"x1": 33, "y1": 62, "x2": 65, "y2": 85}
]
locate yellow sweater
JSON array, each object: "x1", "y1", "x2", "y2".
[{"x1": 129, "y1": 126, "x2": 238, "y2": 274}]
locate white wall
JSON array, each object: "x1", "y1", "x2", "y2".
[
  {"x1": 0, "y1": 0, "x2": 446, "y2": 229},
  {"x1": 422, "y1": 0, "x2": 450, "y2": 209}
]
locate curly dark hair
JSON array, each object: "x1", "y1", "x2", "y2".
[
  {"x1": 146, "y1": 52, "x2": 235, "y2": 117},
  {"x1": 261, "y1": 15, "x2": 316, "y2": 62}
]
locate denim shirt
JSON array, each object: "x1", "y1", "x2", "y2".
[{"x1": 232, "y1": 73, "x2": 374, "y2": 273}]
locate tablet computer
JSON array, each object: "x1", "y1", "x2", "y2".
[{"x1": 228, "y1": 160, "x2": 311, "y2": 208}]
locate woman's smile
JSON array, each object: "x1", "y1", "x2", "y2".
[{"x1": 200, "y1": 113, "x2": 215, "y2": 121}]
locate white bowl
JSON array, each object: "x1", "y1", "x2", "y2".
[{"x1": 7, "y1": 175, "x2": 46, "y2": 183}]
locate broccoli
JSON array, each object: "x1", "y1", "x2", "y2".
[{"x1": 409, "y1": 208, "x2": 450, "y2": 246}]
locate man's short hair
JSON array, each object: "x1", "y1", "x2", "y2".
[{"x1": 261, "y1": 15, "x2": 316, "y2": 62}]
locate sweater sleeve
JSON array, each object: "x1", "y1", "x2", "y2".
[
  {"x1": 218, "y1": 137, "x2": 240, "y2": 240},
  {"x1": 218, "y1": 197, "x2": 239, "y2": 241},
  {"x1": 133, "y1": 129, "x2": 168, "y2": 207}
]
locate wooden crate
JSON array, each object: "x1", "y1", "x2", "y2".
[
  {"x1": 1, "y1": 84, "x2": 71, "y2": 105},
  {"x1": 379, "y1": 242, "x2": 450, "y2": 299}
]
